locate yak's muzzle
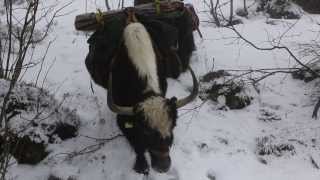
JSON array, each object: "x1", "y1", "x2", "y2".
[{"x1": 149, "y1": 148, "x2": 171, "y2": 173}]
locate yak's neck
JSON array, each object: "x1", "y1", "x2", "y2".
[{"x1": 123, "y1": 22, "x2": 161, "y2": 94}]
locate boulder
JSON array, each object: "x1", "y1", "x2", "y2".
[
  {"x1": 0, "y1": 80, "x2": 80, "y2": 164},
  {"x1": 256, "y1": 0, "x2": 302, "y2": 19},
  {"x1": 200, "y1": 70, "x2": 253, "y2": 110},
  {"x1": 293, "y1": 0, "x2": 320, "y2": 13}
]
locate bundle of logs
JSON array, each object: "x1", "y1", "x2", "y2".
[{"x1": 75, "y1": 1, "x2": 190, "y2": 31}]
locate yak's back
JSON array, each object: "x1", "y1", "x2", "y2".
[{"x1": 85, "y1": 11, "x2": 195, "y2": 89}]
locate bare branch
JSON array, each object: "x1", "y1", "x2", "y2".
[{"x1": 226, "y1": 25, "x2": 320, "y2": 78}]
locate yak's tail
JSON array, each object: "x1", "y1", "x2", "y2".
[{"x1": 123, "y1": 22, "x2": 160, "y2": 94}]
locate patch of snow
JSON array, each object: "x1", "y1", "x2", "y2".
[{"x1": 2, "y1": 0, "x2": 320, "y2": 180}]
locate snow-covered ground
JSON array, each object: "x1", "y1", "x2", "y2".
[{"x1": 4, "y1": 0, "x2": 320, "y2": 179}]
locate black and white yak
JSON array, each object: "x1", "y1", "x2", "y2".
[{"x1": 86, "y1": 8, "x2": 198, "y2": 174}]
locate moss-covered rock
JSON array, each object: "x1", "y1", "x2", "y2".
[
  {"x1": 256, "y1": 0, "x2": 302, "y2": 19},
  {"x1": 292, "y1": 61, "x2": 320, "y2": 82},
  {"x1": 200, "y1": 70, "x2": 253, "y2": 110},
  {"x1": 48, "y1": 175, "x2": 77, "y2": 180},
  {"x1": 0, "y1": 133, "x2": 48, "y2": 164},
  {"x1": 256, "y1": 136, "x2": 295, "y2": 157},
  {"x1": 0, "y1": 80, "x2": 80, "y2": 165},
  {"x1": 293, "y1": 0, "x2": 320, "y2": 13}
]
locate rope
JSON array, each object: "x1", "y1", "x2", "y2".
[
  {"x1": 125, "y1": 7, "x2": 138, "y2": 24},
  {"x1": 155, "y1": 0, "x2": 161, "y2": 15},
  {"x1": 95, "y1": 9, "x2": 105, "y2": 27}
]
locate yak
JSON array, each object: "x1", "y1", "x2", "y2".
[{"x1": 85, "y1": 6, "x2": 198, "y2": 174}]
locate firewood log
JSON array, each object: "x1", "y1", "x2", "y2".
[{"x1": 74, "y1": 1, "x2": 185, "y2": 31}]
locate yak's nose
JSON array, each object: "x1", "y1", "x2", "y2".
[{"x1": 149, "y1": 149, "x2": 171, "y2": 173}]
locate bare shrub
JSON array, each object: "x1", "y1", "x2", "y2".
[{"x1": 0, "y1": 1, "x2": 72, "y2": 179}]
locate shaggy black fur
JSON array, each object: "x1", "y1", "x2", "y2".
[
  {"x1": 110, "y1": 38, "x2": 173, "y2": 173},
  {"x1": 111, "y1": 42, "x2": 168, "y2": 106},
  {"x1": 140, "y1": 10, "x2": 196, "y2": 78},
  {"x1": 85, "y1": 10, "x2": 196, "y2": 88},
  {"x1": 117, "y1": 96, "x2": 178, "y2": 173}
]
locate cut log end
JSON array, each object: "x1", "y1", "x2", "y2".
[{"x1": 75, "y1": 13, "x2": 99, "y2": 31}]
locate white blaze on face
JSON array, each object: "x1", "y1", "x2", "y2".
[
  {"x1": 139, "y1": 96, "x2": 172, "y2": 138},
  {"x1": 123, "y1": 22, "x2": 161, "y2": 94}
]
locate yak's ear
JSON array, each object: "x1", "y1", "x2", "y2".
[{"x1": 168, "y1": 97, "x2": 177, "y2": 107}]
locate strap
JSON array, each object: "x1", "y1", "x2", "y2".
[
  {"x1": 95, "y1": 9, "x2": 105, "y2": 27},
  {"x1": 155, "y1": 0, "x2": 161, "y2": 15},
  {"x1": 184, "y1": 4, "x2": 203, "y2": 38},
  {"x1": 125, "y1": 7, "x2": 138, "y2": 24}
]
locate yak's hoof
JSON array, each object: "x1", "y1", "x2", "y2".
[{"x1": 134, "y1": 156, "x2": 149, "y2": 174}]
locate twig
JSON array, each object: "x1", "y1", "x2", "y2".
[
  {"x1": 34, "y1": 39, "x2": 55, "y2": 87},
  {"x1": 52, "y1": 134, "x2": 123, "y2": 160},
  {"x1": 312, "y1": 97, "x2": 320, "y2": 119},
  {"x1": 226, "y1": 25, "x2": 320, "y2": 78},
  {"x1": 310, "y1": 155, "x2": 320, "y2": 169},
  {"x1": 80, "y1": 134, "x2": 123, "y2": 142}
]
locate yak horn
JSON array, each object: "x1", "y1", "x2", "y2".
[
  {"x1": 107, "y1": 68, "x2": 134, "y2": 115},
  {"x1": 176, "y1": 66, "x2": 199, "y2": 108}
]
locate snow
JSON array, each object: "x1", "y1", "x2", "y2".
[
  {"x1": 3, "y1": 0, "x2": 320, "y2": 180},
  {"x1": 0, "y1": 79, "x2": 79, "y2": 144}
]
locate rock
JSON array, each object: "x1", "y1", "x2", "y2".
[
  {"x1": 198, "y1": 143, "x2": 209, "y2": 150},
  {"x1": 292, "y1": 61, "x2": 320, "y2": 82},
  {"x1": 258, "y1": 109, "x2": 281, "y2": 122},
  {"x1": 293, "y1": 0, "x2": 320, "y2": 13},
  {"x1": 256, "y1": 136, "x2": 295, "y2": 157},
  {"x1": 257, "y1": 0, "x2": 302, "y2": 19},
  {"x1": 67, "y1": 177, "x2": 77, "y2": 180},
  {"x1": 292, "y1": 69, "x2": 319, "y2": 82},
  {"x1": 0, "y1": 80, "x2": 81, "y2": 165},
  {"x1": 0, "y1": 80, "x2": 80, "y2": 142},
  {"x1": 200, "y1": 71, "x2": 253, "y2": 109},
  {"x1": 226, "y1": 18, "x2": 243, "y2": 26},
  {"x1": 50, "y1": 122, "x2": 78, "y2": 143},
  {"x1": 0, "y1": 133, "x2": 48, "y2": 165},
  {"x1": 48, "y1": 175, "x2": 62, "y2": 180},
  {"x1": 201, "y1": 70, "x2": 231, "y2": 83},
  {"x1": 225, "y1": 93, "x2": 251, "y2": 109},
  {"x1": 48, "y1": 175, "x2": 77, "y2": 180},
  {"x1": 258, "y1": 157, "x2": 268, "y2": 164},
  {"x1": 236, "y1": 8, "x2": 249, "y2": 17},
  {"x1": 207, "y1": 169, "x2": 216, "y2": 180},
  {"x1": 265, "y1": 19, "x2": 280, "y2": 25},
  {"x1": 200, "y1": 75, "x2": 252, "y2": 109}
]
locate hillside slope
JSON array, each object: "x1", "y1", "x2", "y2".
[{"x1": 4, "y1": 0, "x2": 320, "y2": 180}]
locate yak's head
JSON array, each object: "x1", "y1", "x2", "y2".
[
  {"x1": 135, "y1": 95, "x2": 177, "y2": 172},
  {"x1": 107, "y1": 66, "x2": 198, "y2": 173}
]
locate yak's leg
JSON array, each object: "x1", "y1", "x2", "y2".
[{"x1": 117, "y1": 115, "x2": 149, "y2": 174}]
